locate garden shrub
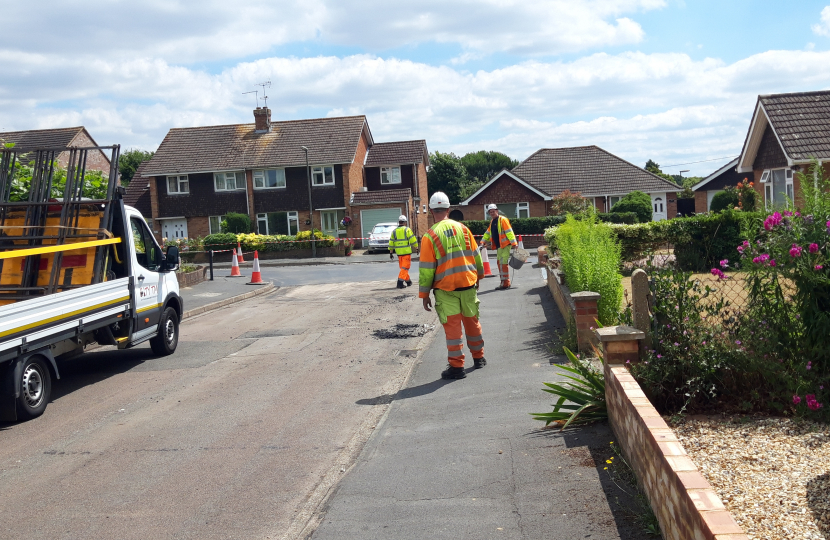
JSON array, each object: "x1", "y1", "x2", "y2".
[
  {"x1": 611, "y1": 191, "x2": 652, "y2": 223},
  {"x1": 555, "y1": 215, "x2": 623, "y2": 325},
  {"x1": 222, "y1": 212, "x2": 252, "y2": 234},
  {"x1": 295, "y1": 229, "x2": 336, "y2": 249},
  {"x1": 664, "y1": 210, "x2": 752, "y2": 271},
  {"x1": 465, "y1": 212, "x2": 637, "y2": 237},
  {"x1": 709, "y1": 187, "x2": 740, "y2": 213},
  {"x1": 549, "y1": 190, "x2": 591, "y2": 216},
  {"x1": 736, "y1": 179, "x2": 758, "y2": 212},
  {"x1": 203, "y1": 232, "x2": 238, "y2": 251}
]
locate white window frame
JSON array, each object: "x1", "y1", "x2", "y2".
[
  {"x1": 254, "y1": 169, "x2": 286, "y2": 189},
  {"x1": 311, "y1": 165, "x2": 335, "y2": 186},
  {"x1": 761, "y1": 168, "x2": 794, "y2": 208},
  {"x1": 208, "y1": 215, "x2": 222, "y2": 234},
  {"x1": 380, "y1": 166, "x2": 401, "y2": 185},
  {"x1": 256, "y1": 213, "x2": 269, "y2": 235},
  {"x1": 482, "y1": 202, "x2": 528, "y2": 219},
  {"x1": 166, "y1": 175, "x2": 189, "y2": 195},
  {"x1": 608, "y1": 195, "x2": 623, "y2": 209},
  {"x1": 214, "y1": 171, "x2": 246, "y2": 192},
  {"x1": 256, "y1": 211, "x2": 300, "y2": 236}
]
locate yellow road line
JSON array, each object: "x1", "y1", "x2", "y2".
[{"x1": 0, "y1": 237, "x2": 121, "y2": 260}]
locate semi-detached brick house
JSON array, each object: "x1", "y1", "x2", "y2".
[
  {"x1": 140, "y1": 108, "x2": 429, "y2": 245},
  {"x1": 0, "y1": 127, "x2": 112, "y2": 174},
  {"x1": 458, "y1": 145, "x2": 681, "y2": 221},
  {"x1": 737, "y1": 90, "x2": 830, "y2": 210}
]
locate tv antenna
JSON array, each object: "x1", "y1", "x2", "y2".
[
  {"x1": 242, "y1": 90, "x2": 258, "y2": 108},
  {"x1": 256, "y1": 80, "x2": 271, "y2": 108}
]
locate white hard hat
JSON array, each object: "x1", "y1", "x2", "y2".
[
  {"x1": 486, "y1": 204, "x2": 498, "y2": 212},
  {"x1": 429, "y1": 192, "x2": 451, "y2": 209},
  {"x1": 398, "y1": 215, "x2": 408, "y2": 222}
]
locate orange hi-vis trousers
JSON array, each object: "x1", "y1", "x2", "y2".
[
  {"x1": 397, "y1": 254, "x2": 411, "y2": 281},
  {"x1": 444, "y1": 314, "x2": 485, "y2": 368}
]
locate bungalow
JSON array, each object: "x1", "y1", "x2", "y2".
[
  {"x1": 691, "y1": 158, "x2": 751, "y2": 213},
  {"x1": 737, "y1": 89, "x2": 830, "y2": 209},
  {"x1": 0, "y1": 126, "x2": 112, "y2": 174},
  {"x1": 140, "y1": 108, "x2": 429, "y2": 244},
  {"x1": 458, "y1": 145, "x2": 681, "y2": 221}
]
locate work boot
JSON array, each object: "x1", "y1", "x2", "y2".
[
  {"x1": 474, "y1": 357, "x2": 487, "y2": 369},
  {"x1": 405, "y1": 280, "x2": 412, "y2": 287},
  {"x1": 397, "y1": 280, "x2": 406, "y2": 289},
  {"x1": 441, "y1": 365, "x2": 466, "y2": 379},
  {"x1": 495, "y1": 283, "x2": 510, "y2": 290}
]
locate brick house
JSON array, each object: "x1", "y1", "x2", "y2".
[
  {"x1": 0, "y1": 126, "x2": 112, "y2": 174},
  {"x1": 458, "y1": 146, "x2": 681, "y2": 221},
  {"x1": 690, "y1": 158, "x2": 752, "y2": 213},
  {"x1": 737, "y1": 90, "x2": 830, "y2": 209},
  {"x1": 140, "y1": 108, "x2": 429, "y2": 244},
  {"x1": 123, "y1": 162, "x2": 152, "y2": 217}
]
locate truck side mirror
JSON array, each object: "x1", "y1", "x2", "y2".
[{"x1": 165, "y1": 245, "x2": 179, "y2": 272}]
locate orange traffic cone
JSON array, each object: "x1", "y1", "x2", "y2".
[
  {"x1": 229, "y1": 249, "x2": 244, "y2": 277},
  {"x1": 481, "y1": 246, "x2": 495, "y2": 277},
  {"x1": 517, "y1": 235, "x2": 525, "y2": 251},
  {"x1": 247, "y1": 251, "x2": 265, "y2": 285},
  {"x1": 237, "y1": 242, "x2": 245, "y2": 263}
]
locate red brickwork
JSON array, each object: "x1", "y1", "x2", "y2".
[
  {"x1": 467, "y1": 174, "x2": 546, "y2": 216},
  {"x1": 187, "y1": 216, "x2": 210, "y2": 239},
  {"x1": 341, "y1": 130, "x2": 370, "y2": 239},
  {"x1": 594, "y1": 197, "x2": 607, "y2": 212},
  {"x1": 667, "y1": 191, "x2": 678, "y2": 219},
  {"x1": 414, "y1": 162, "x2": 428, "y2": 237},
  {"x1": 56, "y1": 129, "x2": 112, "y2": 174},
  {"x1": 694, "y1": 191, "x2": 708, "y2": 213},
  {"x1": 605, "y1": 364, "x2": 748, "y2": 540},
  {"x1": 545, "y1": 265, "x2": 599, "y2": 352}
]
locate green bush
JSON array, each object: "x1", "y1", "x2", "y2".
[
  {"x1": 710, "y1": 188, "x2": 740, "y2": 213},
  {"x1": 663, "y1": 210, "x2": 760, "y2": 271},
  {"x1": 463, "y1": 212, "x2": 637, "y2": 236},
  {"x1": 555, "y1": 215, "x2": 623, "y2": 325},
  {"x1": 611, "y1": 191, "x2": 652, "y2": 223},
  {"x1": 295, "y1": 229, "x2": 336, "y2": 249},
  {"x1": 222, "y1": 212, "x2": 252, "y2": 234},
  {"x1": 203, "y1": 233, "x2": 238, "y2": 252}
]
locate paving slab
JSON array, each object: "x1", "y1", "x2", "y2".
[{"x1": 310, "y1": 266, "x2": 648, "y2": 539}]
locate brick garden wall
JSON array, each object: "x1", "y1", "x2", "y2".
[{"x1": 604, "y1": 364, "x2": 748, "y2": 540}]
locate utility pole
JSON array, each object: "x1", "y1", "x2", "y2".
[{"x1": 302, "y1": 146, "x2": 315, "y2": 258}]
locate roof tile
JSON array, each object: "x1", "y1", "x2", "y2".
[
  {"x1": 350, "y1": 189, "x2": 411, "y2": 205},
  {"x1": 760, "y1": 90, "x2": 830, "y2": 160},
  {"x1": 365, "y1": 140, "x2": 428, "y2": 166}
]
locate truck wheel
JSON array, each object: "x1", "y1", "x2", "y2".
[
  {"x1": 16, "y1": 356, "x2": 51, "y2": 420},
  {"x1": 150, "y1": 307, "x2": 179, "y2": 356}
]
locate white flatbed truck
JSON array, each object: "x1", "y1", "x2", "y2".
[{"x1": 0, "y1": 145, "x2": 183, "y2": 421}]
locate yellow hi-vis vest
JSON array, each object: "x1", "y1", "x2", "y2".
[
  {"x1": 418, "y1": 219, "x2": 484, "y2": 298},
  {"x1": 389, "y1": 226, "x2": 417, "y2": 255}
]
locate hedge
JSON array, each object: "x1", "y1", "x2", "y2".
[
  {"x1": 545, "y1": 210, "x2": 764, "y2": 270},
  {"x1": 462, "y1": 212, "x2": 637, "y2": 236},
  {"x1": 203, "y1": 231, "x2": 337, "y2": 253}
]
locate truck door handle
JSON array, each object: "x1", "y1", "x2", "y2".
[{"x1": 138, "y1": 275, "x2": 145, "y2": 281}]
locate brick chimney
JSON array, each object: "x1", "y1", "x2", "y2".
[{"x1": 253, "y1": 107, "x2": 271, "y2": 133}]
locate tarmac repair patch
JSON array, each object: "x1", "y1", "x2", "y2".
[{"x1": 372, "y1": 324, "x2": 433, "y2": 339}]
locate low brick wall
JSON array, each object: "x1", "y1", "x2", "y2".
[
  {"x1": 604, "y1": 363, "x2": 748, "y2": 540},
  {"x1": 183, "y1": 244, "x2": 346, "y2": 264},
  {"x1": 177, "y1": 266, "x2": 207, "y2": 288},
  {"x1": 545, "y1": 263, "x2": 599, "y2": 352}
]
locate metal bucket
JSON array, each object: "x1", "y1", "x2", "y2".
[{"x1": 508, "y1": 247, "x2": 530, "y2": 270}]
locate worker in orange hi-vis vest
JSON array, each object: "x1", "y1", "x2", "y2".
[
  {"x1": 388, "y1": 215, "x2": 418, "y2": 289},
  {"x1": 481, "y1": 203, "x2": 518, "y2": 290},
  {"x1": 419, "y1": 192, "x2": 486, "y2": 380}
]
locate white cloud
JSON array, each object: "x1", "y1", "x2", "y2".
[
  {"x1": 0, "y1": 0, "x2": 664, "y2": 62},
  {"x1": 812, "y1": 6, "x2": 830, "y2": 36}
]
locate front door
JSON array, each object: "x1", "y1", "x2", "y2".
[
  {"x1": 651, "y1": 193, "x2": 667, "y2": 221},
  {"x1": 130, "y1": 217, "x2": 164, "y2": 338},
  {"x1": 321, "y1": 210, "x2": 339, "y2": 238},
  {"x1": 161, "y1": 218, "x2": 188, "y2": 240}
]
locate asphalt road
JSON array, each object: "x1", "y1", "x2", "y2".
[
  {"x1": 259, "y1": 259, "x2": 407, "y2": 287},
  {"x1": 0, "y1": 278, "x2": 436, "y2": 540}
]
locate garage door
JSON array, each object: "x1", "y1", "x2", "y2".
[{"x1": 360, "y1": 208, "x2": 401, "y2": 247}]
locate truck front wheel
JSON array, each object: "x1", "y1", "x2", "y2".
[
  {"x1": 150, "y1": 307, "x2": 179, "y2": 356},
  {"x1": 17, "y1": 356, "x2": 51, "y2": 420}
]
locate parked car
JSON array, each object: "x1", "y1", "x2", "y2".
[{"x1": 367, "y1": 222, "x2": 398, "y2": 254}]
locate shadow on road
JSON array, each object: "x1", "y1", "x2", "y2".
[
  {"x1": 51, "y1": 348, "x2": 155, "y2": 402},
  {"x1": 530, "y1": 424, "x2": 660, "y2": 539},
  {"x1": 356, "y1": 377, "x2": 453, "y2": 406},
  {"x1": 517, "y1": 284, "x2": 568, "y2": 364}
]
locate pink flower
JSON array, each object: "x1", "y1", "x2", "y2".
[
  {"x1": 770, "y1": 259, "x2": 777, "y2": 267},
  {"x1": 764, "y1": 212, "x2": 783, "y2": 231},
  {"x1": 784, "y1": 210, "x2": 793, "y2": 217},
  {"x1": 719, "y1": 259, "x2": 729, "y2": 268},
  {"x1": 806, "y1": 395, "x2": 823, "y2": 411},
  {"x1": 807, "y1": 361, "x2": 812, "y2": 371},
  {"x1": 793, "y1": 394, "x2": 802, "y2": 405},
  {"x1": 790, "y1": 244, "x2": 803, "y2": 258},
  {"x1": 711, "y1": 268, "x2": 726, "y2": 280},
  {"x1": 809, "y1": 243, "x2": 819, "y2": 254},
  {"x1": 816, "y1": 265, "x2": 824, "y2": 271}
]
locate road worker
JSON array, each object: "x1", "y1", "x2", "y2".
[
  {"x1": 419, "y1": 192, "x2": 486, "y2": 380},
  {"x1": 389, "y1": 215, "x2": 418, "y2": 289},
  {"x1": 481, "y1": 203, "x2": 518, "y2": 290}
]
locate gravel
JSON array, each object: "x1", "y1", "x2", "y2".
[{"x1": 672, "y1": 416, "x2": 830, "y2": 540}]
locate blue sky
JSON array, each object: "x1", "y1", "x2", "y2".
[{"x1": 2, "y1": 0, "x2": 830, "y2": 177}]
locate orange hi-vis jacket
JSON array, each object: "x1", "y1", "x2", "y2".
[
  {"x1": 481, "y1": 215, "x2": 517, "y2": 249},
  {"x1": 418, "y1": 219, "x2": 484, "y2": 299}
]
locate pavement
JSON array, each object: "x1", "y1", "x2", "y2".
[{"x1": 308, "y1": 266, "x2": 647, "y2": 539}]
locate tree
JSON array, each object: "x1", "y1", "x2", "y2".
[
  {"x1": 119, "y1": 148, "x2": 155, "y2": 186},
  {"x1": 611, "y1": 191, "x2": 652, "y2": 223},
  {"x1": 549, "y1": 190, "x2": 591, "y2": 216},
  {"x1": 460, "y1": 150, "x2": 518, "y2": 184},
  {"x1": 644, "y1": 159, "x2": 679, "y2": 184},
  {"x1": 427, "y1": 152, "x2": 470, "y2": 204}
]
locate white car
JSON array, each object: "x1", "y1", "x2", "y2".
[{"x1": 367, "y1": 222, "x2": 399, "y2": 254}]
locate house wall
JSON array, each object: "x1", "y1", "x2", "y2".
[
  {"x1": 594, "y1": 197, "x2": 606, "y2": 212},
  {"x1": 365, "y1": 165, "x2": 415, "y2": 193},
  {"x1": 341, "y1": 131, "x2": 370, "y2": 240},
  {"x1": 753, "y1": 125, "x2": 788, "y2": 171},
  {"x1": 187, "y1": 216, "x2": 211, "y2": 238},
  {"x1": 60, "y1": 129, "x2": 112, "y2": 174},
  {"x1": 157, "y1": 173, "x2": 248, "y2": 218},
  {"x1": 414, "y1": 162, "x2": 428, "y2": 237},
  {"x1": 467, "y1": 174, "x2": 547, "y2": 217},
  {"x1": 694, "y1": 191, "x2": 708, "y2": 214},
  {"x1": 253, "y1": 166, "x2": 316, "y2": 214},
  {"x1": 666, "y1": 192, "x2": 678, "y2": 219}
]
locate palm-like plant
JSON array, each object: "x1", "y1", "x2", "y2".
[{"x1": 531, "y1": 347, "x2": 607, "y2": 430}]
